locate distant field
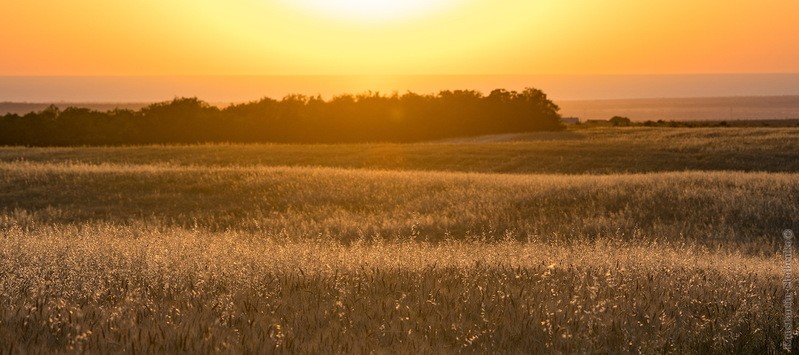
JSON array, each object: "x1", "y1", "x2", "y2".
[
  {"x1": 2, "y1": 127, "x2": 798, "y2": 174},
  {"x1": 559, "y1": 96, "x2": 799, "y2": 121},
  {"x1": 0, "y1": 102, "x2": 150, "y2": 115},
  {"x1": 1, "y1": 127, "x2": 798, "y2": 353}
]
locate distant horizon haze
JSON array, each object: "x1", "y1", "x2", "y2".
[{"x1": 2, "y1": 74, "x2": 799, "y2": 103}]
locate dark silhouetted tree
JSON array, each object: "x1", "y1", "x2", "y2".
[
  {"x1": 0, "y1": 87, "x2": 563, "y2": 146},
  {"x1": 609, "y1": 116, "x2": 632, "y2": 126}
]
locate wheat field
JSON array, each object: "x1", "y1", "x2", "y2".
[{"x1": 1, "y1": 127, "x2": 798, "y2": 353}]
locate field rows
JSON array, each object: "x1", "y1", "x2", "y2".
[
  {"x1": 1, "y1": 161, "x2": 796, "y2": 246},
  {"x1": 1, "y1": 128, "x2": 798, "y2": 352},
  {"x1": 1, "y1": 127, "x2": 798, "y2": 174}
]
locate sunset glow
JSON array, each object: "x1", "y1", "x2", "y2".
[
  {"x1": 0, "y1": 1, "x2": 798, "y2": 76},
  {"x1": 284, "y1": 0, "x2": 460, "y2": 23}
]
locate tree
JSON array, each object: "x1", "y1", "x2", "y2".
[
  {"x1": 0, "y1": 88, "x2": 565, "y2": 146},
  {"x1": 609, "y1": 116, "x2": 632, "y2": 126}
]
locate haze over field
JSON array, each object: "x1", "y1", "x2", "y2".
[
  {"x1": 4, "y1": 75, "x2": 799, "y2": 122},
  {"x1": 3, "y1": 74, "x2": 799, "y2": 103}
]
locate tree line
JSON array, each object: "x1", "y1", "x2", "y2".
[{"x1": 0, "y1": 88, "x2": 563, "y2": 146}]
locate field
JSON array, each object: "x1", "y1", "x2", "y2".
[
  {"x1": 558, "y1": 96, "x2": 799, "y2": 122},
  {"x1": 1, "y1": 127, "x2": 798, "y2": 353}
]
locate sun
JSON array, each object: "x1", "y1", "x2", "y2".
[{"x1": 285, "y1": 0, "x2": 460, "y2": 24}]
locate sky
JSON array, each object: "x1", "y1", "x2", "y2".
[{"x1": 1, "y1": 1, "x2": 799, "y2": 100}]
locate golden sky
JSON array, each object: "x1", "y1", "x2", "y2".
[{"x1": 2, "y1": 0, "x2": 798, "y2": 76}]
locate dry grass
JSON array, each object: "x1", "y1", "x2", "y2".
[
  {"x1": 0, "y1": 224, "x2": 789, "y2": 353},
  {"x1": 1, "y1": 127, "x2": 798, "y2": 353},
  {"x1": 1, "y1": 161, "x2": 796, "y2": 247},
  {"x1": 1, "y1": 127, "x2": 798, "y2": 174}
]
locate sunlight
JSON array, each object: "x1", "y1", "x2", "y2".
[{"x1": 285, "y1": 0, "x2": 460, "y2": 23}]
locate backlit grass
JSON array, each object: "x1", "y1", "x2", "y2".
[{"x1": 1, "y1": 127, "x2": 798, "y2": 353}]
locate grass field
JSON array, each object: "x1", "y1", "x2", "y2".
[
  {"x1": 2, "y1": 127, "x2": 798, "y2": 174},
  {"x1": 1, "y1": 127, "x2": 798, "y2": 353},
  {"x1": 558, "y1": 96, "x2": 799, "y2": 122}
]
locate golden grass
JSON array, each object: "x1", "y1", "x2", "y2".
[
  {"x1": 0, "y1": 225, "x2": 789, "y2": 353},
  {"x1": 1, "y1": 127, "x2": 798, "y2": 174},
  {"x1": 1, "y1": 127, "x2": 798, "y2": 353},
  {"x1": 1, "y1": 161, "x2": 796, "y2": 246}
]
